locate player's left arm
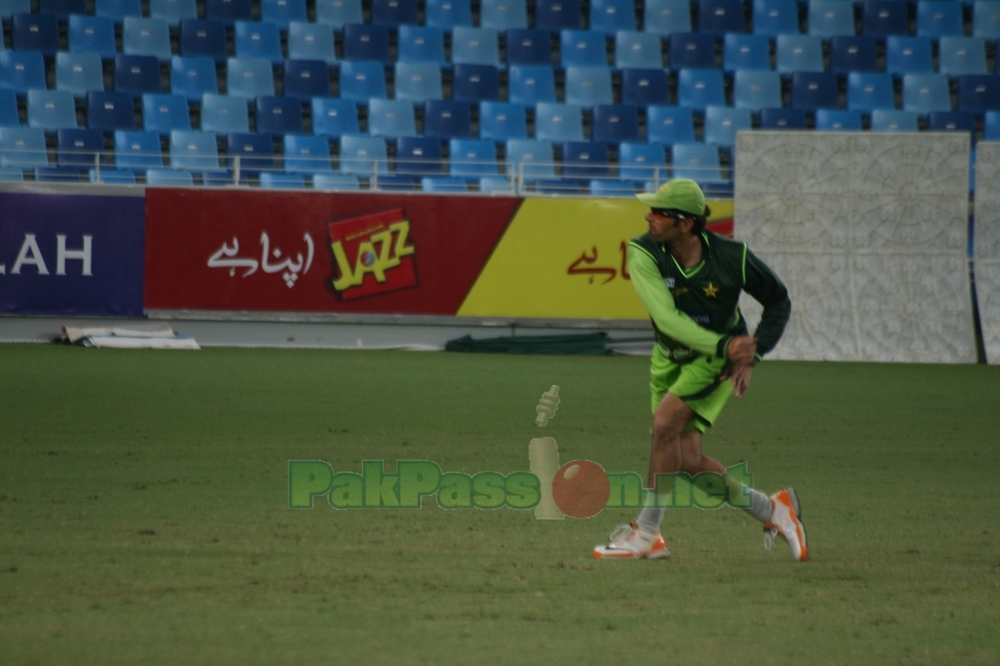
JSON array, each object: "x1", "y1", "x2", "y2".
[{"x1": 740, "y1": 246, "x2": 791, "y2": 359}]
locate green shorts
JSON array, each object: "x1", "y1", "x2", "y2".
[{"x1": 649, "y1": 344, "x2": 733, "y2": 433}]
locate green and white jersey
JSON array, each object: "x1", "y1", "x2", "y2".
[{"x1": 628, "y1": 231, "x2": 791, "y2": 361}]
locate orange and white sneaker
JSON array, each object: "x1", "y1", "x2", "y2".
[
  {"x1": 592, "y1": 522, "x2": 670, "y2": 560},
  {"x1": 763, "y1": 488, "x2": 809, "y2": 562}
]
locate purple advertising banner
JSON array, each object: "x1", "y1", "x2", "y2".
[{"x1": 0, "y1": 192, "x2": 145, "y2": 316}]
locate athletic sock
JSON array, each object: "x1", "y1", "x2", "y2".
[
  {"x1": 636, "y1": 506, "x2": 665, "y2": 534},
  {"x1": 723, "y1": 473, "x2": 772, "y2": 522}
]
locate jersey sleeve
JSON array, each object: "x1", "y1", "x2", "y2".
[
  {"x1": 628, "y1": 241, "x2": 724, "y2": 357},
  {"x1": 741, "y1": 246, "x2": 791, "y2": 357}
]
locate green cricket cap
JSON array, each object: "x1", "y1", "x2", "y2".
[{"x1": 636, "y1": 179, "x2": 706, "y2": 216}]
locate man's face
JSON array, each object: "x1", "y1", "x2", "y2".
[{"x1": 645, "y1": 209, "x2": 689, "y2": 243}]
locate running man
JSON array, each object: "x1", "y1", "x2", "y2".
[{"x1": 593, "y1": 179, "x2": 808, "y2": 562}]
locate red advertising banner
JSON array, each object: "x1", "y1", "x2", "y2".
[{"x1": 144, "y1": 190, "x2": 519, "y2": 314}]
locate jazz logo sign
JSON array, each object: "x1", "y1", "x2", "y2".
[{"x1": 328, "y1": 208, "x2": 416, "y2": 301}]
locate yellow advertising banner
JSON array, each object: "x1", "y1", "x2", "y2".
[{"x1": 457, "y1": 198, "x2": 734, "y2": 320}]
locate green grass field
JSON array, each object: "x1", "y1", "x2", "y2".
[{"x1": 1, "y1": 345, "x2": 999, "y2": 665}]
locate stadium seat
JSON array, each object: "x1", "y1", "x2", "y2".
[
  {"x1": 171, "y1": 56, "x2": 220, "y2": 100},
  {"x1": 260, "y1": 171, "x2": 305, "y2": 187},
  {"x1": 0, "y1": 90, "x2": 20, "y2": 127},
  {"x1": 170, "y1": 130, "x2": 221, "y2": 170},
  {"x1": 397, "y1": 26, "x2": 446, "y2": 65},
  {"x1": 647, "y1": 105, "x2": 696, "y2": 145},
  {"x1": 644, "y1": 0, "x2": 692, "y2": 36},
  {"x1": 337, "y1": 61, "x2": 387, "y2": 102},
  {"x1": 35, "y1": 166, "x2": 83, "y2": 182},
  {"x1": 561, "y1": 29, "x2": 610, "y2": 67},
  {"x1": 703, "y1": 105, "x2": 751, "y2": 148},
  {"x1": 123, "y1": 17, "x2": 173, "y2": 61},
  {"x1": 506, "y1": 29, "x2": 553, "y2": 66},
  {"x1": 723, "y1": 34, "x2": 771, "y2": 72},
  {"x1": 57, "y1": 128, "x2": 104, "y2": 168},
  {"x1": 869, "y1": 109, "x2": 919, "y2": 131},
  {"x1": 452, "y1": 64, "x2": 501, "y2": 102},
  {"x1": 479, "y1": 175, "x2": 512, "y2": 192},
  {"x1": 226, "y1": 131, "x2": 275, "y2": 174},
  {"x1": 288, "y1": 22, "x2": 338, "y2": 64},
  {"x1": 973, "y1": 1, "x2": 1000, "y2": 39},
  {"x1": 507, "y1": 65, "x2": 556, "y2": 104},
  {"x1": 449, "y1": 138, "x2": 498, "y2": 177},
  {"x1": 591, "y1": 104, "x2": 640, "y2": 143},
  {"x1": 480, "y1": 0, "x2": 528, "y2": 30},
  {"x1": 68, "y1": 15, "x2": 118, "y2": 60},
  {"x1": 150, "y1": 0, "x2": 198, "y2": 27},
  {"x1": 56, "y1": 53, "x2": 105, "y2": 98},
  {"x1": 147, "y1": 168, "x2": 195, "y2": 185},
  {"x1": 95, "y1": 0, "x2": 143, "y2": 24},
  {"x1": 395, "y1": 136, "x2": 444, "y2": 176},
  {"x1": 534, "y1": 102, "x2": 584, "y2": 142},
  {"x1": 313, "y1": 172, "x2": 361, "y2": 189},
  {"x1": 338, "y1": 135, "x2": 387, "y2": 175},
  {"x1": 885, "y1": 36, "x2": 934, "y2": 76},
  {"x1": 668, "y1": 33, "x2": 717, "y2": 70},
  {"x1": 256, "y1": 96, "x2": 304, "y2": 135},
  {"x1": 371, "y1": 0, "x2": 418, "y2": 26},
  {"x1": 0, "y1": 0, "x2": 31, "y2": 17},
  {"x1": 311, "y1": 97, "x2": 360, "y2": 136},
  {"x1": 423, "y1": 100, "x2": 472, "y2": 139},
  {"x1": 201, "y1": 94, "x2": 250, "y2": 134},
  {"x1": 11, "y1": 13, "x2": 60, "y2": 57},
  {"x1": 671, "y1": 142, "x2": 723, "y2": 182},
  {"x1": 261, "y1": 0, "x2": 307, "y2": 29},
  {"x1": 0, "y1": 51, "x2": 46, "y2": 96},
  {"x1": 506, "y1": 139, "x2": 555, "y2": 179},
  {"x1": 424, "y1": 0, "x2": 472, "y2": 29},
  {"x1": 676, "y1": 69, "x2": 726, "y2": 110},
  {"x1": 451, "y1": 27, "x2": 501, "y2": 66},
  {"x1": 615, "y1": 31, "x2": 663, "y2": 70},
  {"x1": 916, "y1": 1, "x2": 964, "y2": 38},
  {"x1": 621, "y1": 69, "x2": 669, "y2": 106},
  {"x1": 927, "y1": 110, "x2": 976, "y2": 137},
  {"x1": 830, "y1": 36, "x2": 879, "y2": 74},
  {"x1": 698, "y1": 0, "x2": 746, "y2": 35},
  {"x1": 86, "y1": 91, "x2": 136, "y2": 131},
  {"x1": 114, "y1": 55, "x2": 163, "y2": 96},
  {"x1": 733, "y1": 70, "x2": 782, "y2": 110},
  {"x1": 226, "y1": 58, "x2": 276, "y2": 99},
  {"x1": 342, "y1": 23, "x2": 392, "y2": 64},
  {"x1": 90, "y1": 168, "x2": 136, "y2": 184},
  {"x1": 564, "y1": 67, "x2": 614, "y2": 106},
  {"x1": 618, "y1": 141, "x2": 666, "y2": 181},
  {"x1": 370, "y1": 174, "x2": 418, "y2": 191},
  {"x1": 367, "y1": 99, "x2": 417, "y2": 138},
  {"x1": 776, "y1": 35, "x2": 824, "y2": 74},
  {"x1": 590, "y1": 0, "x2": 637, "y2": 34},
  {"x1": 179, "y1": 19, "x2": 228, "y2": 64},
  {"x1": 753, "y1": 0, "x2": 800, "y2": 37},
  {"x1": 283, "y1": 60, "x2": 331, "y2": 99},
  {"x1": 479, "y1": 101, "x2": 528, "y2": 142},
  {"x1": 28, "y1": 90, "x2": 79, "y2": 131},
  {"x1": 114, "y1": 130, "x2": 164, "y2": 169},
  {"x1": 902, "y1": 73, "x2": 952, "y2": 113},
  {"x1": 562, "y1": 140, "x2": 610, "y2": 178},
  {"x1": 958, "y1": 74, "x2": 1000, "y2": 112},
  {"x1": 235, "y1": 21, "x2": 284, "y2": 65},
  {"x1": 815, "y1": 108, "x2": 862, "y2": 130},
  {"x1": 142, "y1": 94, "x2": 192, "y2": 135},
  {"x1": 790, "y1": 71, "x2": 839, "y2": 109},
  {"x1": 938, "y1": 37, "x2": 989, "y2": 75},
  {"x1": 591, "y1": 179, "x2": 641, "y2": 196},
  {"x1": 0, "y1": 168, "x2": 25, "y2": 181},
  {"x1": 421, "y1": 176, "x2": 468, "y2": 192},
  {"x1": 315, "y1": 0, "x2": 363, "y2": 30},
  {"x1": 984, "y1": 110, "x2": 1000, "y2": 139},
  {"x1": 808, "y1": 0, "x2": 856, "y2": 38},
  {"x1": 393, "y1": 62, "x2": 443, "y2": 102},
  {"x1": 0, "y1": 127, "x2": 48, "y2": 168},
  {"x1": 759, "y1": 107, "x2": 807, "y2": 129},
  {"x1": 534, "y1": 0, "x2": 584, "y2": 32},
  {"x1": 39, "y1": 0, "x2": 86, "y2": 18},
  {"x1": 861, "y1": 0, "x2": 909, "y2": 37},
  {"x1": 206, "y1": 0, "x2": 252, "y2": 24},
  {"x1": 847, "y1": 72, "x2": 896, "y2": 112}
]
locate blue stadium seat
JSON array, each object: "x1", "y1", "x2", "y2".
[
  {"x1": 479, "y1": 101, "x2": 528, "y2": 142},
  {"x1": 313, "y1": 172, "x2": 361, "y2": 189},
  {"x1": 315, "y1": 0, "x2": 363, "y2": 30},
  {"x1": 534, "y1": 0, "x2": 583, "y2": 32},
  {"x1": 367, "y1": 99, "x2": 417, "y2": 138},
  {"x1": 28, "y1": 90, "x2": 79, "y2": 130},
  {"x1": 939, "y1": 37, "x2": 988, "y2": 75},
  {"x1": 395, "y1": 136, "x2": 444, "y2": 176},
  {"x1": 733, "y1": 69, "x2": 782, "y2": 110},
  {"x1": 759, "y1": 107, "x2": 807, "y2": 128},
  {"x1": 56, "y1": 53, "x2": 105, "y2": 98},
  {"x1": 561, "y1": 29, "x2": 610, "y2": 67},
  {"x1": 115, "y1": 55, "x2": 163, "y2": 96},
  {"x1": 808, "y1": 0, "x2": 856, "y2": 38},
  {"x1": 95, "y1": 0, "x2": 143, "y2": 24},
  {"x1": 0, "y1": 51, "x2": 46, "y2": 96},
  {"x1": 449, "y1": 138, "x2": 498, "y2": 177},
  {"x1": 506, "y1": 139, "x2": 555, "y2": 179},
  {"x1": 256, "y1": 96, "x2": 304, "y2": 135},
  {"x1": 870, "y1": 109, "x2": 919, "y2": 131},
  {"x1": 393, "y1": 62, "x2": 443, "y2": 102},
  {"x1": 370, "y1": 174, "x2": 418, "y2": 191},
  {"x1": 311, "y1": 97, "x2": 360, "y2": 136},
  {"x1": 39, "y1": 0, "x2": 86, "y2": 18},
  {"x1": 676, "y1": 69, "x2": 726, "y2": 110},
  {"x1": 397, "y1": 26, "x2": 446, "y2": 65},
  {"x1": 226, "y1": 58, "x2": 276, "y2": 99},
  {"x1": 479, "y1": 175, "x2": 512, "y2": 192},
  {"x1": 985, "y1": 110, "x2": 1000, "y2": 139},
  {"x1": 283, "y1": 60, "x2": 331, "y2": 99},
  {"x1": 261, "y1": 0, "x2": 307, "y2": 29},
  {"x1": 902, "y1": 73, "x2": 952, "y2": 112},
  {"x1": 621, "y1": 68, "x2": 669, "y2": 106},
  {"x1": 590, "y1": 0, "x2": 637, "y2": 34},
  {"x1": 776, "y1": 34, "x2": 824, "y2": 73},
  {"x1": 142, "y1": 94, "x2": 192, "y2": 135},
  {"x1": 235, "y1": 21, "x2": 284, "y2": 65},
  {"x1": 342, "y1": 23, "x2": 392, "y2": 64},
  {"x1": 423, "y1": 99, "x2": 472, "y2": 138},
  {"x1": 815, "y1": 108, "x2": 862, "y2": 130},
  {"x1": 668, "y1": 33, "x2": 717, "y2": 70},
  {"x1": 534, "y1": 102, "x2": 584, "y2": 142},
  {"x1": 916, "y1": 1, "x2": 964, "y2": 38},
  {"x1": 506, "y1": 29, "x2": 552, "y2": 66},
  {"x1": 150, "y1": 0, "x2": 198, "y2": 27},
  {"x1": 421, "y1": 176, "x2": 468, "y2": 192},
  {"x1": 451, "y1": 27, "x2": 501, "y2": 66},
  {"x1": 698, "y1": 0, "x2": 746, "y2": 35},
  {"x1": 57, "y1": 128, "x2": 104, "y2": 167},
  {"x1": 180, "y1": 19, "x2": 228, "y2": 64},
  {"x1": 338, "y1": 134, "x2": 387, "y2": 174},
  {"x1": 114, "y1": 130, "x2": 164, "y2": 169},
  {"x1": 206, "y1": 0, "x2": 252, "y2": 25},
  {"x1": 171, "y1": 57, "x2": 220, "y2": 100},
  {"x1": 885, "y1": 36, "x2": 934, "y2": 76},
  {"x1": 371, "y1": 0, "x2": 418, "y2": 26},
  {"x1": 288, "y1": 22, "x2": 338, "y2": 64},
  {"x1": 830, "y1": 36, "x2": 879, "y2": 74},
  {"x1": 723, "y1": 34, "x2": 772, "y2": 72},
  {"x1": 90, "y1": 167, "x2": 136, "y2": 183},
  {"x1": 226, "y1": 131, "x2": 274, "y2": 174},
  {"x1": 0, "y1": 168, "x2": 25, "y2": 181},
  {"x1": 861, "y1": 0, "x2": 909, "y2": 37},
  {"x1": 0, "y1": 90, "x2": 21, "y2": 127},
  {"x1": 337, "y1": 61, "x2": 389, "y2": 105},
  {"x1": 618, "y1": 141, "x2": 666, "y2": 181},
  {"x1": 201, "y1": 94, "x2": 250, "y2": 134},
  {"x1": 647, "y1": 105, "x2": 696, "y2": 145},
  {"x1": 481, "y1": 0, "x2": 528, "y2": 30},
  {"x1": 703, "y1": 105, "x2": 751, "y2": 148},
  {"x1": 12, "y1": 13, "x2": 60, "y2": 56},
  {"x1": 645, "y1": 0, "x2": 692, "y2": 35},
  {"x1": 591, "y1": 179, "x2": 641, "y2": 196},
  {"x1": 147, "y1": 168, "x2": 195, "y2": 185},
  {"x1": 958, "y1": 74, "x2": 1000, "y2": 112},
  {"x1": 847, "y1": 72, "x2": 896, "y2": 112},
  {"x1": 86, "y1": 91, "x2": 136, "y2": 131},
  {"x1": 425, "y1": 0, "x2": 472, "y2": 29},
  {"x1": 671, "y1": 142, "x2": 723, "y2": 182},
  {"x1": 123, "y1": 17, "x2": 173, "y2": 61},
  {"x1": 591, "y1": 104, "x2": 640, "y2": 143},
  {"x1": 260, "y1": 171, "x2": 305, "y2": 187},
  {"x1": 753, "y1": 0, "x2": 801, "y2": 37},
  {"x1": 927, "y1": 110, "x2": 976, "y2": 137},
  {"x1": 790, "y1": 71, "x2": 839, "y2": 109},
  {"x1": 0, "y1": 0, "x2": 31, "y2": 18},
  {"x1": 615, "y1": 31, "x2": 664, "y2": 70},
  {"x1": 452, "y1": 64, "x2": 501, "y2": 102},
  {"x1": 170, "y1": 130, "x2": 220, "y2": 170},
  {"x1": 34, "y1": 166, "x2": 82, "y2": 182},
  {"x1": 562, "y1": 141, "x2": 610, "y2": 178},
  {"x1": 508, "y1": 65, "x2": 556, "y2": 104},
  {"x1": 68, "y1": 15, "x2": 118, "y2": 60},
  {"x1": 0, "y1": 127, "x2": 49, "y2": 168},
  {"x1": 973, "y1": 1, "x2": 1000, "y2": 39},
  {"x1": 565, "y1": 66, "x2": 614, "y2": 106}
]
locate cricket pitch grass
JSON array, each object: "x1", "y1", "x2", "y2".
[{"x1": 1, "y1": 345, "x2": 998, "y2": 665}]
